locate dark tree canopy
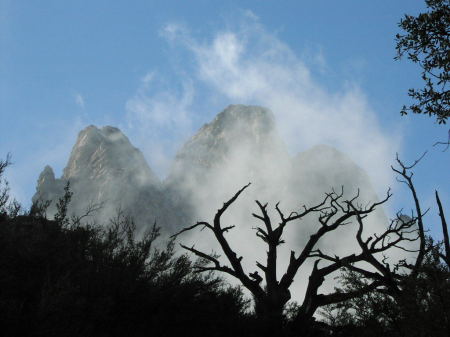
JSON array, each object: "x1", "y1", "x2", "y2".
[
  {"x1": 0, "y1": 158, "x2": 255, "y2": 337},
  {"x1": 320, "y1": 154, "x2": 450, "y2": 337},
  {"x1": 396, "y1": 0, "x2": 450, "y2": 123},
  {"x1": 1, "y1": 144, "x2": 448, "y2": 337},
  {"x1": 174, "y1": 179, "x2": 425, "y2": 336},
  {"x1": 173, "y1": 153, "x2": 449, "y2": 337},
  {"x1": 321, "y1": 237, "x2": 450, "y2": 337}
]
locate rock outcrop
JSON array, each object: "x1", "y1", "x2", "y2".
[{"x1": 33, "y1": 125, "x2": 181, "y2": 232}]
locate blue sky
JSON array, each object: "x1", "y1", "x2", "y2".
[{"x1": 0, "y1": 0, "x2": 448, "y2": 238}]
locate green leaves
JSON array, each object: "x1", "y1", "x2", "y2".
[{"x1": 396, "y1": 0, "x2": 450, "y2": 123}]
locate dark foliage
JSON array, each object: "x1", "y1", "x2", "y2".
[
  {"x1": 396, "y1": 0, "x2": 450, "y2": 123},
  {"x1": 173, "y1": 182, "x2": 422, "y2": 336},
  {"x1": 321, "y1": 238, "x2": 450, "y2": 337},
  {"x1": 0, "y1": 158, "x2": 254, "y2": 337},
  {"x1": 173, "y1": 153, "x2": 449, "y2": 337},
  {"x1": 1, "y1": 148, "x2": 448, "y2": 337},
  {"x1": 320, "y1": 154, "x2": 449, "y2": 337}
]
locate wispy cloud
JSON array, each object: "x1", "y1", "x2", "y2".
[
  {"x1": 74, "y1": 93, "x2": 85, "y2": 109},
  {"x1": 159, "y1": 14, "x2": 399, "y2": 191},
  {"x1": 125, "y1": 71, "x2": 195, "y2": 177},
  {"x1": 138, "y1": 13, "x2": 405, "y2": 301}
]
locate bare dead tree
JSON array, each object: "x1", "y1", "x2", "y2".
[
  {"x1": 392, "y1": 152, "x2": 449, "y2": 268},
  {"x1": 391, "y1": 152, "x2": 428, "y2": 275},
  {"x1": 321, "y1": 154, "x2": 449, "y2": 336},
  {"x1": 172, "y1": 180, "x2": 423, "y2": 333},
  {"x1": 436, "y1": 191, "x2": 450, "y2": 266}
]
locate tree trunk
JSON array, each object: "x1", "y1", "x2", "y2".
[
  {"x1": 291, "y1": 312, "x2": 322, "y2": 337},
  {"x1": 254, "y1": 297, "x2": 287, "y2": 337}
]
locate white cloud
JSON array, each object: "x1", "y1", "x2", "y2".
[
  {"x1": 125, "y1": 71, "x2": 195, "y2": 177},
  {"x1": 75, "y1": 93, "x2": 85, "y2": 109},
  {"x1": 145, "y1": 14, "x2": 406, "y2": 304},
  {"x1": 160, "y1": 22, "x2": 188, "y2": 43},
  {"x1": 160, "y1": 15, "x2": 399, "y2": 192}
]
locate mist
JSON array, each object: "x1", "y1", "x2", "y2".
[
  {"x1": 121, "y1": 13, "x2": 406, "y2": 301},
  {"x1": 32, "y1": 13, "x2": 411, "y2": 306},
  {"x1": 126, "y1": 12, "x2": 399, "y2": 191}
]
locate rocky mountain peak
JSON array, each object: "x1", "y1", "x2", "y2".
[
  {"x1": 63, "y1": 125, "x2": 156, "y2": 186},
  {"x1": 170, "y1": 105, "x2": 286, "y2": 179},
  {"x1": 38, "y1": 165, "x2": 56, "y2": 184},
  {"x1": 33, "y1": 105, "x2": 384, "y2": 238},
  {"x1": 33, "y1": 165, "x2": 64, "y2": 209},
  {"x1": 33, "y1": 125, "x2": 164, "y2": 228},
  {"x1": 191, "y1": 104, "x2": 275, "y2": 145},
  {"x1": 209, "y1": 104, "x2": 274, "y2": 130}
]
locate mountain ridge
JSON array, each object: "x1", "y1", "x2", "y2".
[{"x1": 33, "y1": 104, "x2": 382, "y2": 235}]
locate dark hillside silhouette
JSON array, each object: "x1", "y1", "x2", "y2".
[{"x1": 0, "y1": 158, "x2": 254, "y2": 337}]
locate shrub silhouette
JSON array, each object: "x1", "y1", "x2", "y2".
[
  {"x1": 321, "y1": 237, "x2": 450, "y2": 337},
  {"x1": 0, "y1": 163, "x2": 253, "y2": 337}
]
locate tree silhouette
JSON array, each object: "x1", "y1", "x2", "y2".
[
  {"x1": 0, "y1": 156, "x2": 254, "y2": 337},
  {"x1": 322, "y1": 236, "x2": 449, "y2": 337},
  {"x1": 173, "y1": 174, "x2": 426, "y2": 335},
  {"x1": 396, "y1": 0, "x2": 450, "y2": 123},
  {"x1": 322, "y1": 154, "x2": 449, "y2": 337}
]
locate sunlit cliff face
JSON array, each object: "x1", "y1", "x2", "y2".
[{"x1": 33, "y1": 125, "x2": 180, "y2": 233}]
